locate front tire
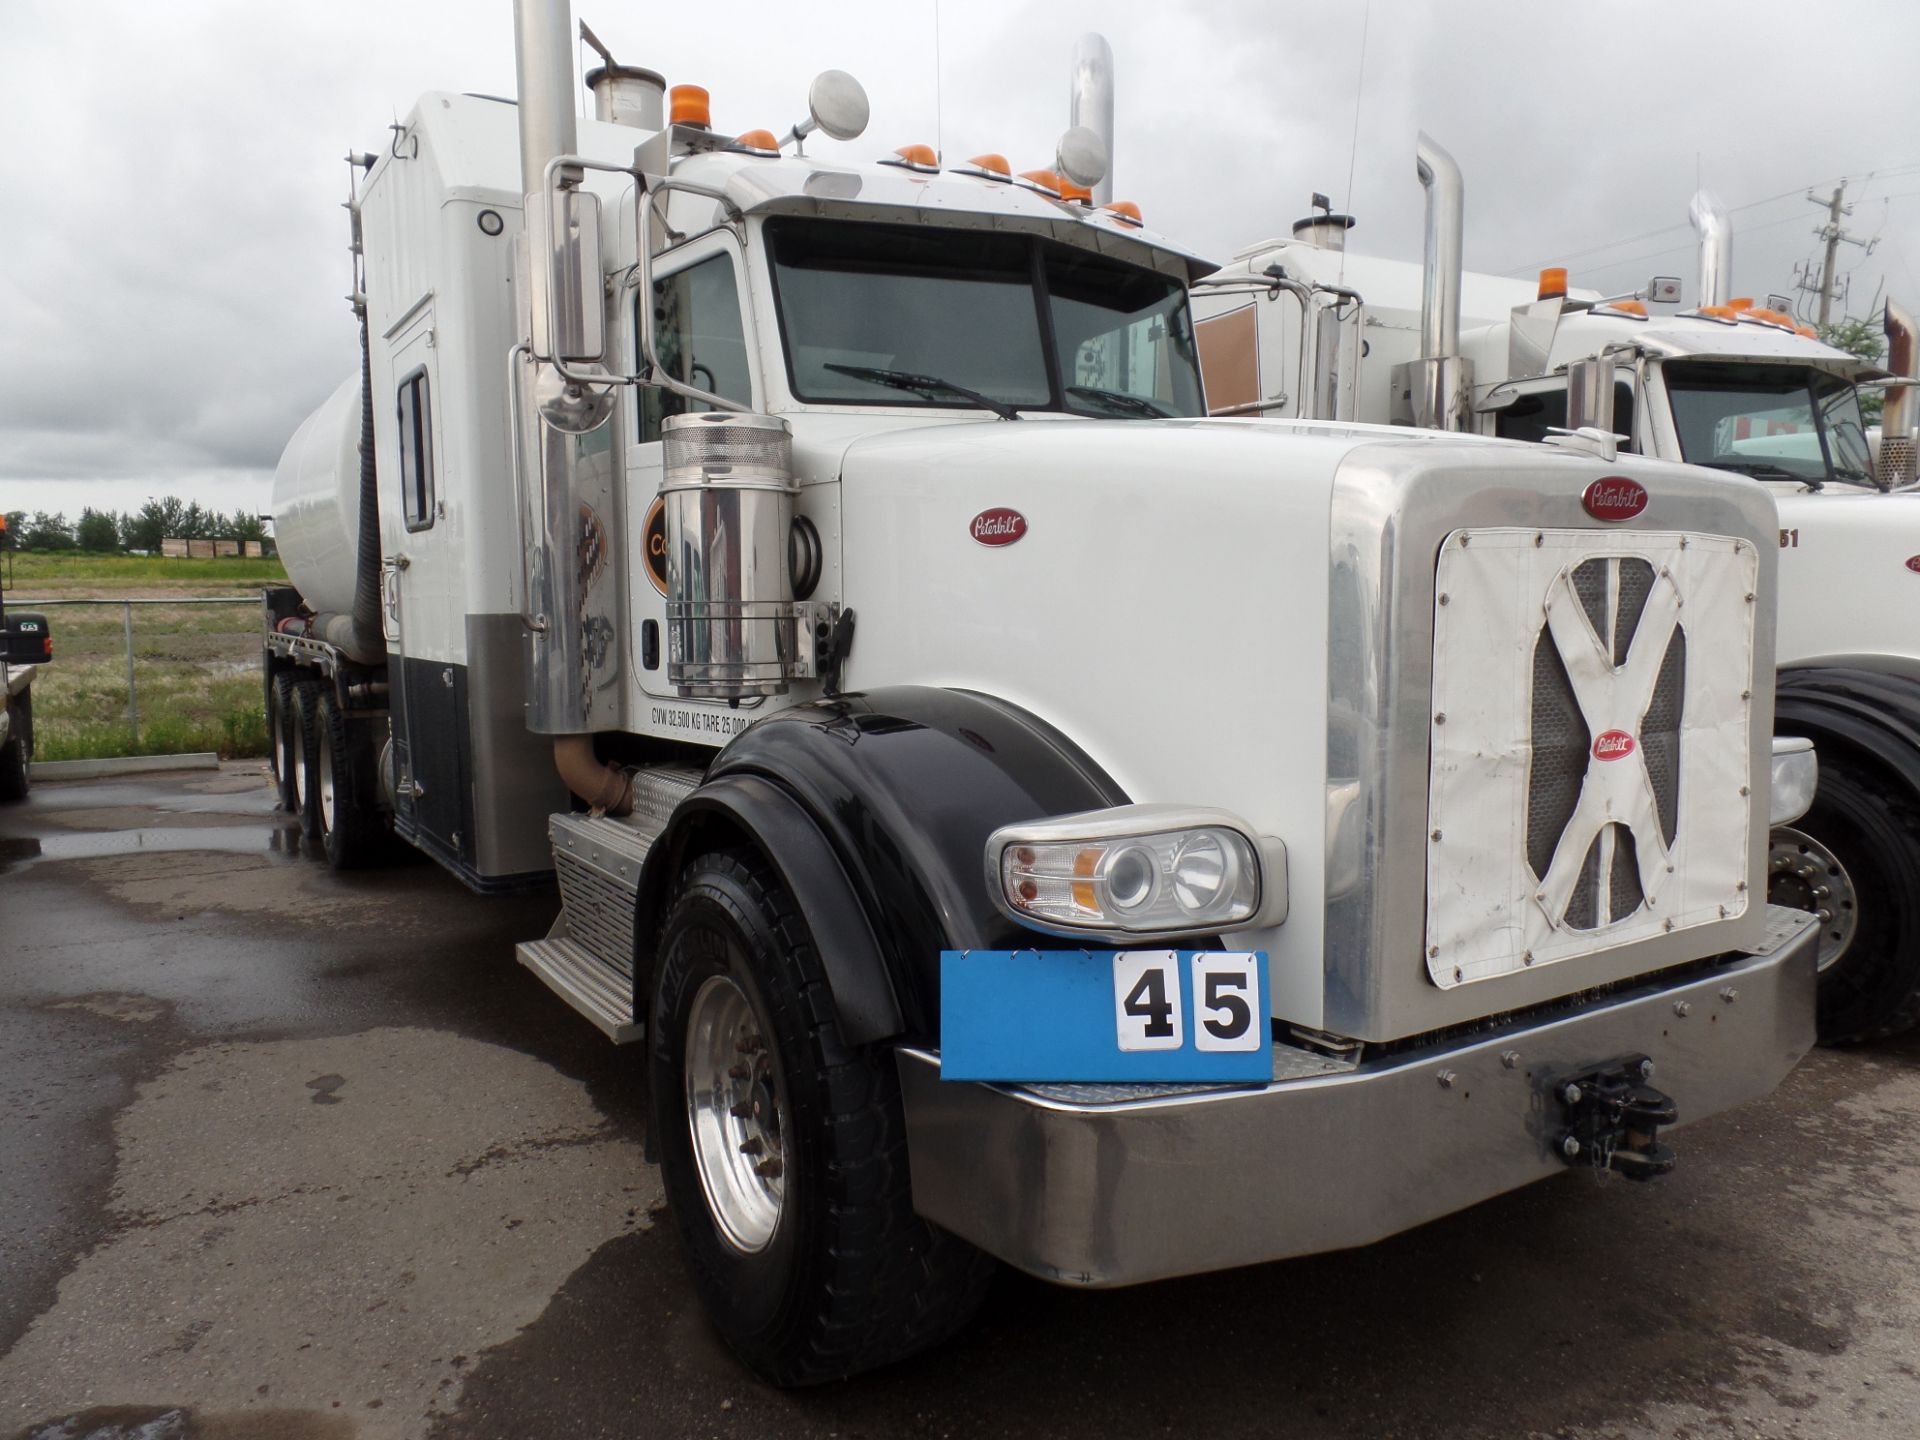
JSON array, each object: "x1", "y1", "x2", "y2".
[
  {"x1": 1772, "y1": 754, "x2": 1920, "y2": 1044},
  {"x1": 649, "y1": 850, "x2": 992, "y2": 1385}
]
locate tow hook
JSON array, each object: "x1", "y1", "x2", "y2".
[{"x1": 1551, "y1": 1055, "x2": 1677, "y2": 1181}]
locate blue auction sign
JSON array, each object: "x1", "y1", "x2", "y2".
[{"x1": 939, "y1": 949, "x2": 1272, "y2": 1084}]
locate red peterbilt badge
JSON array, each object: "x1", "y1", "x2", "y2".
[
  {"x1": 1592, "y1": 730, "x2": 1637, "y2": 762},
  {"x1": 1582, "y1": 477, "x2": 1648, "y2": 521},
  {"x1": 970, "y1": 508, "x2": 1027, "y2": 546},
  {"x1": 1905, "y1": 556, "x2": 1920, "y2": 574}
]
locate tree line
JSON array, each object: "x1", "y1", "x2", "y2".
[{"x1": 1, "y1": 498, "x2": 270, "y2": 553}]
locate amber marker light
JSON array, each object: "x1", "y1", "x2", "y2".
[
  {"x1": 730, "y1": 128, "x2": 780, "y2": 156},
  {"x1": 1071, "y1": 848, "x2": 1102, "y2": 912},
  {"x1": 1018, "y1": 168, "x2": 1063, "y2": 197},
  {"x1": 1102, "y1": 200, "x2": 1144, "y2": 226},
  {"x1": 877, "y1": 143, "x2": 939, "y2": 174},
  {"x1": 1727, "y1": 296, "x2": 1754, "y2": 312},
  {"x1": 963, "y1": 152, "x2": 1012, "y2": 178},
  {"x1": 1538, "y1": 267, "x2": 1569, "y2": 300},
  {"x1": 1600, "y1": 299, "x2": 1648, "y2": 317},
  {"x1": 670, "y1": 84, "x2": 711, "y2": 128}
]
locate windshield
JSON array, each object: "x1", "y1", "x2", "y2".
[
  {"x1": 1665, "y1": 360, "x2": 1873, "y2": 487},
  {"x1": 766, "y1": 218, "x2": 1204, "y2": 420}
]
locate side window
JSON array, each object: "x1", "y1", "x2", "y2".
[
  {"x1": 1494, "y1": 381, "x2": 1636, "y2": 451},
  {"x1": 397, "y1": 369, "x2": 435, "y2": 531},
  {"x1": 638, "y1": 252, "x2": 751, "y2": 443}
]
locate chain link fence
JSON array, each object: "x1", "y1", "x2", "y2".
[{"x1": 11, "y1": 596, "x2": 266, "y2": 760}]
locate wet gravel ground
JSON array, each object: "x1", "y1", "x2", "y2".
[{"x1": 3, "y1": 764, "x2": 1919, "y2": 1440}]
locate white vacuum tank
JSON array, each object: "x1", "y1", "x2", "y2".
[{"x1": 271, "y1": 374, "x2": 363, "y2": 617}]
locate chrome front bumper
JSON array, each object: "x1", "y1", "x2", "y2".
[{"x1": 898, "y1": 909, "x2": 1817, "y2": 1288}]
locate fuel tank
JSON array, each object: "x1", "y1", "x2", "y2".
[{"x1": 269, "y1": 374, "x2": 361, "y2": 616}]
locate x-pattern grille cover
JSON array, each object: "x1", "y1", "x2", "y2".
[{"x1": 1425, "y1": 528, "x2": 1756, "y2": 988}]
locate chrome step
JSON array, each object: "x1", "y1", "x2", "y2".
[
  {"x1": 516, "y1": 935, "x2": 643, "y2": 1043},
  {"x1": 533, "y1": 764, "x2": 705, "y2": 1045}
]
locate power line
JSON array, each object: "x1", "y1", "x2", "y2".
[{"x1": 1495, "y1": 157, "x2": 1920, "y2": 277}]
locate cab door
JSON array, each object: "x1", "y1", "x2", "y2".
[
  {"x1": 626, "y1": 234, "x2": 759, "y2": 701},
  {"x1": 384, "y1": 313, "x2": 468, "y2": 857}
]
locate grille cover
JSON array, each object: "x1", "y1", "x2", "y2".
[{"x1": 1425, "y1": 529, "x2": 1756, "y2": 988}]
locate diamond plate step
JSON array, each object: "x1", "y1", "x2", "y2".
[{"x1": 516, "y1": 936, "x2": 643, "y2": 1043}]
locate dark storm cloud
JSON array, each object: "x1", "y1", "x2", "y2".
[{"x1": 4, "y1": 0, "x2": 1916, "y2": 514}]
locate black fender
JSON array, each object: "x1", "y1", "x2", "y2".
[
  {"x1": 637, "y1": 687, "x2": 1127, "y2": 1046},
  {"x1": 1776, "y1": 666, "x2": 1920, "y2": 801}
]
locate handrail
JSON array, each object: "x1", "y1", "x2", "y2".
[{"x1": 505, "y1": 341, "x2": 548, "y2": 633}]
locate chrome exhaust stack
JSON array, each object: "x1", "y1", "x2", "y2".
[
  {"x1": 1394, "y1": 132, "x2": 1472, "y2": 431},
  {"x1": 1069, "y1": 33, "x2": 1115, "y2": 208},
  {"x1": 512, "y1": 0, "x2": 630, "y2": 816},
  {"x1": 1882, "y1": 299, "x2": 1918, "y2": 487},
  {"x1": 1689, "y1": 190, "x2": 1732, "y2": 308}
]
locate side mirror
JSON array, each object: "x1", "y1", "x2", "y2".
[
  {"x1": 1055, "y1": 125, "x2": 1108, "y2": 190},
  {"x1": 807, "y1": 70, "x2": 869, "y2": 142},
  {"x1": 785, "y1": 70, "x2": 869, "y2": 151},
  {"x1": 532, "y1": 186, "x2": 606, "y2": 365}
]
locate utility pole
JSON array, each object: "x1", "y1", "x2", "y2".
[{"x1": 1797, "y1": 181, "x2": 1874, "y2": 329}]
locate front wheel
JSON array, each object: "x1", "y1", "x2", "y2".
[
  {"x1": 648, "y1": 849, "x2": 992, "y2": 1385},
  {"x1": 1770, "y1": 754, "x2": 1920, "y2": 1044}
]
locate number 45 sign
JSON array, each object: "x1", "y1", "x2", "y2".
[{"x1": 939, "y1": 949, "x2": 1272, "y2": 1084}]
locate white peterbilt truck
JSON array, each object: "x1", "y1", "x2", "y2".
[
  {"x1": 1192, "y1": 137, "x2": 1920, "y2": 1046},
  {"x1": 264, "y1": 3, "x2": 1820, "y2": 1382}
]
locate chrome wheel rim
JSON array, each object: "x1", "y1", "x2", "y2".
[
  {"x1": 292, "y1": 710, "x2": 309, "y2": 811},
  {"x1": 684, "y1": 974, "x2": 785, "y2": 1254},
  {"x1": 1769, "y1": 827, "x2": 1858, "y2": 973},
  {"x1": 318, "y1": 736, "x2": 336, "y2": 833}
]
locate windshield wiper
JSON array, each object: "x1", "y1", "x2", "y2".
[
  {"x1": 823, "y1": 363, "x2": 1021, "y2": 420},
  {"x1": 1698, "y1": 458, "x2": 1818, "y2": 486},
  {"x1": 1066, "y1": 385, "x2": 1174, "y2": 419}
]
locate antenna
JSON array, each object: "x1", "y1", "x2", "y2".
[{"x1": 932, "y1": 0, "x2": 945, "y2": 164}]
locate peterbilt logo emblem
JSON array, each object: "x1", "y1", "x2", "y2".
[
  {"x1": 1592, "y1": 729, "x2": 1637, "y2": 762},
  {"x1": 970, "y1": 508, "x2": 1027, "y2": 546},
  {"x1": 1582, "y1": 478, "x2": 1648, "y2": 521},
  {"x1": 1906, "y1": 556, "x2": 1920, "y2": 574}
]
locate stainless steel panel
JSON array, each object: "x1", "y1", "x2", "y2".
[
  {"x1": 898, "y1": 923, "x2": 1815, "y2": 1288},
  {"x1": 1323, "y1": 444, "x2": 1779, "y2": 1041},
  {"x1": 466, "y1": 612, "x2": 569, "y2": 877}
]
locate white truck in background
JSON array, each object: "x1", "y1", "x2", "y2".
[
  {"x1": 260, "y1": 4, "x2": 1818, "y2": 1383},
  {"x1": 1191, "y1": 133, "x2": 1920, "y2": 1046},
  {"x1": 0, "y1": 517, "x2": 49, "y2": 801}
]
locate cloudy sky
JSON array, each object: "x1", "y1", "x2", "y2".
[{"x1": 4, "y1": 0, "x2": 1917, "y2": 521}]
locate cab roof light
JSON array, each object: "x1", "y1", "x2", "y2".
[
  {"x1": 1102, "y1": 199, "x2": 1144, "y2": 227},
  {"x1": 1797, "y1": 324, "x2": 1819, "y2": 339},
  {"x1": 670, "y1": 84, "x2": 711, "y2": 129},
  {"x1": 1596, "y1": 298, "x2": 1649, "y2": 318},
  {"x1": 1019, "y1": 168, "x2": 1091, "y2": 204},
  {"x1": 879, "y1": 142, "x2": 939, "y2": 174},
  {"x1": 728, "y1": 128, "x2": 780, "y2": 157},
  {"x1": 955, "y1": 152, "x2": 1013, "y2": 180},
  {"x1": 1689, "y1": 303, "x2": 1740, "y2": 323},
  {"x1": 1726, "y1": 296, "x2": 1754, "y2": 312},
  {"x1": 1538, "y1": 266, "x2": 1569, "y2": 301}
]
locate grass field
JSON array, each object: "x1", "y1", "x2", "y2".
[{"x1": 6, "y1": 552, "x2": 286, "y2": 762}]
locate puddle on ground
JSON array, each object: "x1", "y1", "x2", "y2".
[
  {"x1": 0, "y1": 827, "x2": 293, "y2": 875},
  {"x1": 0, "y1": 837, "x2": 44, "y2": 874}
]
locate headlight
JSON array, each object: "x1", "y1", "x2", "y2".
[
  {"x1": 987, "y1": 804, "x2": 1288, "y2": 939},
  {"x1": 1770, "y1": 736, "x2": 1818, "y2": 827}
]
